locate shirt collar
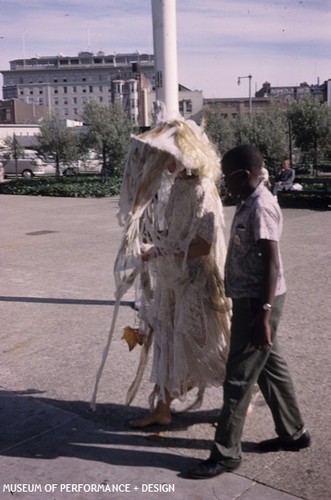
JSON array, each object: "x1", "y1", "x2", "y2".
[{"x1": 239, "y1": 181, "x2": 264, "y2": 209}]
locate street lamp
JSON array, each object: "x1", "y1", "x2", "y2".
[{"x1": 237, "y1": 74, "x2": 252, "y2": 113}]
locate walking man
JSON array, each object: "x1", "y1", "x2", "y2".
[{"x1": 187, "y1": 144, "x2": 310, "y2": 479}]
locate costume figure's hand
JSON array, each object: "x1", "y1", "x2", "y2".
[
  {"x1": 141, "y1": 244, "x2": 159, "y2": 262},
  {"x1": 141, "y1": 251, "x2": 151, "y2": 262}
]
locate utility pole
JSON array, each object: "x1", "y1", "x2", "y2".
[
  {"x1": 151, "y1": 0, "x2": 179, "y2": 120},
  {"x1": 238, "y1": 74, "x2": 253, "y2": 113},
  {"x1": 13, "y1": 134, "x2": 19, "y2": 179}
]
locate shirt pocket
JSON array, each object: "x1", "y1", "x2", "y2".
[{"x1": 233, "y1": 225, "x2": 247, "y2": 247}]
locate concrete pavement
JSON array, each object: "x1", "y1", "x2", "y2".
[{"x1": 1, "y1": 195, "x2": 330, "y2": 499}]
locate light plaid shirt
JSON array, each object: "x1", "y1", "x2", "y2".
[{"x1": 225, "y1": 182, "x2": 286, "y2": 299}]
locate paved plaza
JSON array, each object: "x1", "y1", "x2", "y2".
[{"x1": 0, "y1": 195, "x2": 330, "y2": 499}]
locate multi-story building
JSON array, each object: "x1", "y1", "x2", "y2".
[
  {"x1": 1, "y1": 51, "x2": 203, "y2": 127},
  {"x1": 1, "y1": 52, "x2": 154, "y2": 125}
]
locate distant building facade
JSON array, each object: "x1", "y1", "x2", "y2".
[
  {"x1": 0, "y1": 98, "x2": 49, "y2": 124},
  {"x1": 255, "y1": 80, "x2": 330, "y2": 103},
  {"x1": 204, "y1": 79, "x2": 331, "y2": 118},
  {"x1": 203, "y1": 96, "x2": 270, "y2": 118},
  {"x1": 1, "y1": 52, "x2": 203, "y2": 127},
  {"x1": 0, "y1": 124, "x2": 41, "y2": 149}
]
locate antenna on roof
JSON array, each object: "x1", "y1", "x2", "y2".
[
  {"x1": 87, "y1": 25, "x2": 91, "y2": 52},
  {"x1": 22, "y1": 30, "x2": 26, "y2": 67}
]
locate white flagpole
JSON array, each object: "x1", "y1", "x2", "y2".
[{"x1": 151, "y1": 0, "x2": 179, "y2": 120}]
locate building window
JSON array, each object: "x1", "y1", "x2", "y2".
[
  {"x1": 82, "y1": 88, "x2": 86, "y2": 93},
  {"x1": 63, "y1": 86, "x2": 67, "y2": 94},
  {"x1": 64, "y1": 99, "x2": 68, "y2": 105},
  {"x1": 186, "y1": 100, "x2": 192, "y2": 113},
  {"x1": 74, "y1": 108, "x2": 78, "y2": 115},
  {"x1": 82, "y1": 77, "x2": 86, "y2": 82},
  {"x1": 99, "y1": 97, "x2": 103, "y2": 102},
  {"x1": 30, "y1": 90, "x2": 34, "y2": 95},
  {"x1": 156, "y1": 71, "x2": 163, "y2": 88},
  {"x1": 99, "y1": 86, "x2": 103, "y2": 92},
  {"x1": 73, "y1": 97, "x2": 77, "y2": 104},
  {"x1": 54, "y1": 99, "x2": 59, "y2": 105},
  {"x1": 73, "y1": 86, "x2": 77, "y2": 93},
  {"x1": 179, "y1": 99, "x2": 192, "y2": 114},
  {"x1": 89, "y1": 86, "x2": 93, "y2": 93},
  {"x1": 54, "y1": 89, "x2": 58, "y2": 94},
  {"x1": 54, "y1": 79, "x2": 58, "y2": 83},
  {"x1": 39, "y1": 89, "x2": 43, "y2": 94},
  {"x1": 64, "y1": 108, "x2": 69, "y2": 116},
  {"x1": 63, "y1": 78, "x2": 67, "y2": 82},
  {"x1": 20, "y1": 90, "x2": 24, "y2": 95}
]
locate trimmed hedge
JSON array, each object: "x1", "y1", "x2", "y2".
[
  {"x1": 0, "y1": 175, "x2": 123, "y2": 198},
  {"x1": 1, "y1": 174, "x2": 330, "y2": 210},
  {"x1": 278, "y1": 191, "x2": 331, "y2": 209}
]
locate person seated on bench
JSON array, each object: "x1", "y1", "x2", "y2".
[{"x1": 273, "y1": 158, "x2": 295, "y2": 195}]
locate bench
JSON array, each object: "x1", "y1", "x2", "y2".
[{"x1": 277, "y1": 177, "x2": 331, "y2": 209}]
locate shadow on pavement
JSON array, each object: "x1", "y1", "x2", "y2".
[{"x1": 0, "y1": 389, "x2": 257, "y2": 471}]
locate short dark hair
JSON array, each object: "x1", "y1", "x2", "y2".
[{"x1": 222, "y1": 144, "x2": 263, "y2": 175}]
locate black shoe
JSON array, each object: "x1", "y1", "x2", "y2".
[
  {"x1": 258, "y1": 430, "x2": 311, "y2": 453},
  {"x1": 186, "y1": 458, "x2": 241, "y2": 479}
]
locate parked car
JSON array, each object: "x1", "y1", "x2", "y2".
[
  {"x1": 76, "y1": 158, "x2": 102, "y2": 174},
  {"x1": 1, "y1": 157, "x2": 47, "y2": 178},
  {"x1": 42, "y1": 162, "x2": 79, "y2": 176},
  {"x1": 44, "y1": 159, "x2": 102, "y2": 176}
]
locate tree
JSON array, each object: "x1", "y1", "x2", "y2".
[
  {"x1": 81, "y1": 101, "x2": 133, "y2": 180},
  {"x1": 204, "y1": 103, "x2": 289, "y2": 174},
  {"x1": 2, "y1": 134, "x2": 24, "y2": 158},
  {"x1": 235, "y1": 104, "x2": 289, "y2": 172},
  {"x1": 204, "y1": 109, "x2": 236, "y2": 155},
  {"x1": 288, "y1": 97, "x2": 331, "y2": 175},
  {"x1": 36, "y1": 113, "x2": 81, "y2": 178}
]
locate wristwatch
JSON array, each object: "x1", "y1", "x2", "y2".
[{"x1": 262, "y1": 303, "x2": 272, "y2": 311}]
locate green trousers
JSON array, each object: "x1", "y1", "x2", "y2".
[{"x1": 211, "y1": 294, "x2": 305, "y2": 465}]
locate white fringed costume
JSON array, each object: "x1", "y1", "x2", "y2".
[{"x1": 91, "y1": 119, "x2": 232, "y2": 411}]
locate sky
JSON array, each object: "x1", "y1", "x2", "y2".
[{"x1": 0, "y1": 0, "x2": 330, "y2": 99}]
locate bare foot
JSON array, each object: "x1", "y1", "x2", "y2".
[
  {"x1": 246, "y1": 402, "x2": 254, "y2": 416},
  {"x1": 129, "y1": 411, "x2": 171, "y2": 428}
]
